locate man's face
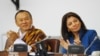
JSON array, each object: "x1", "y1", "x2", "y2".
[{"x1": 15, "y1": 12, "x2": 32, "y2": 32}]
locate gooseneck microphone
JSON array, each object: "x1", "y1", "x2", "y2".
[
  {"x1": 34, "y1": 36, "x2": 51, "y2": 56},
  {"x1": 30, "y1": 36, "x2": 51, "y2": 47},
  {"x1": 84, "y1": 35, "x2": 99, "y2": 55},
  {"x1": 29, "y1": 36, "x2": 51, "y2": 56}
]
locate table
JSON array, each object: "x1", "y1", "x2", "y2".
[
  {"x1": 29, "y1": 52, "x2": 63, "y2": 56},
  {"x1": 0, "y1": 51, "x2": 86, "y2": 56},
  {"x1": 0, "y1": 51, "x2": 28, "y2": 56},
  {"x1": 29, "y1": 52, "x2": 85, "y2": 56}
]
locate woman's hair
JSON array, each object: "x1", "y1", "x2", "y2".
[
  {"x1": 61, "y1": 12, "x2": 87, "y2": 40},
  {"x1": 15, "y1": 10, "x2": 32, "y2": 21}
]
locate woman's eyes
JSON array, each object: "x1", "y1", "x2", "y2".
[{"x1": 67, "y1": 20, "x2": 78, "y2": 26}]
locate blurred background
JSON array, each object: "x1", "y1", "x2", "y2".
[{"x1": 0, "y1": 0, "x2": 100, "y2": 51}]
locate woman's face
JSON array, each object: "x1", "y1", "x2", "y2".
[
  {"x1": 15, "y1": 12, "x2": 32, "y2": 32},
  {"x1": 66, "y1": 16, "x2": 81, "y2": 33}
]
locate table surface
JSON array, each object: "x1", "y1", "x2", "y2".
[
  {"x1": 0, "y1": 51, "x2": 86, "y2": 56},
  {"x1": 0, "y1": 51, "x2": 28, "y2": 56}
]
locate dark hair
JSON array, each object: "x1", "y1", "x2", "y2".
[
  {"x1": 15, "y1": 10, "x2": 32, "y2": 21},
  {"x1": 61, "y1": 12, "x2": 87, "y2": 40}
]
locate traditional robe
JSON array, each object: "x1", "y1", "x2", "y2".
[
  {"x1": 4, "y1": 26, "x2": 51, "y2": 52},
  {"x1": 22, "y1": 26, "x2": 47, "y2": 51}
]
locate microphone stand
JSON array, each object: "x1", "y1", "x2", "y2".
[
  {"x1": 35, "y1": 41, "x2": 48, "y2": 56},
  {"x1": 30, "y1": 36, "x2": 51, "y2": 56},
  {"x1": 84, "y1": 35, "x2": 98, "y2": 55}
]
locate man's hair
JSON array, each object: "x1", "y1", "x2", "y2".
[{"x1": 15, "y1": 10, "x2": 32, "y2": 20}]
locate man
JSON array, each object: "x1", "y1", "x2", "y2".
[{"x1": 4, "y1": 10, "x2": 49, "y2": 52}]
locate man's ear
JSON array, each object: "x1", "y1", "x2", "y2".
[{"x1": 15, "y1": 21, "x2": 19, "y2": 27}]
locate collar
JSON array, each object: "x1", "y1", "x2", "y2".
[{"x1": 18, "y1": 29, "x2": 26, "y2": 39}]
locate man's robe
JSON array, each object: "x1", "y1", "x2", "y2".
[{"x1": 4, "y1": 26, "x2": 51, "y2": 52}]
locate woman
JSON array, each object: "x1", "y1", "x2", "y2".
[{"x1": 60, "y1": 12, "x2": 100, "y2": 55}]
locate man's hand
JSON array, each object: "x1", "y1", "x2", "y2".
[
  {"x1": 4, "y1": 30, "x2": 19, "y2": 51},
  {"x1": 7, "y1": 30, "x2": 19, "y2": 40}
]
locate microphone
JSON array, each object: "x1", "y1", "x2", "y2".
[
  {"x1": 34, "y1": 36, "x2": 51, "y2": 56},
  {"x1": 30, "y1": 36, "x2": 51, "y2": 47},
  {"x1": 84, "y1": 35, "x2": 98, "y2": 55}
]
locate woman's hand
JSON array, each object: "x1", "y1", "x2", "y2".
[
  {"x1": 60, "y1": 38, "x2": 70, "y2": 50},
  {"x1": 74, "y1": 39, "x2": 81, "y2": 45}
]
